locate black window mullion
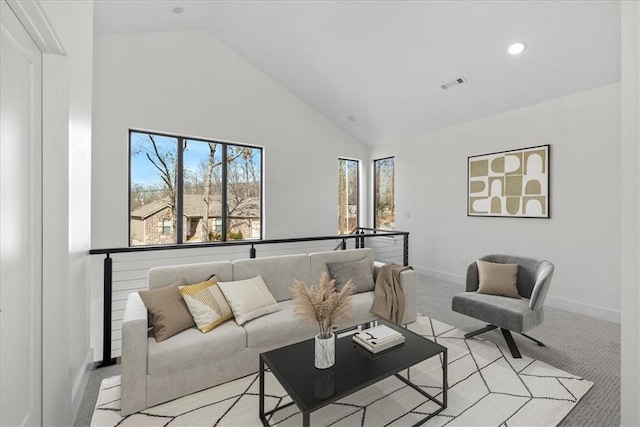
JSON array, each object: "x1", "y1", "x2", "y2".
[
  {"x1": 373, "y1": 160, "x2": 378, "y2": 229},
  {"x1": 260, "y1": 148, "x2": 264, "y2": 240},
  {"x1": 356, "y1": 160, "x2": 360, "y2": 230},
  {"x1": 221, "y1": 144, "x2": 228, "y2": 241},
  {"x1": 176, "y1": 137, "x2": 184, "y2": 244},
  {"x1": 128, "y1": 130, "x2": 133, "y2": 245}
]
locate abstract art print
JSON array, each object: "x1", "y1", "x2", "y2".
[{"x1": 468, "y1": 145, "x2": 550, "y2": 218}]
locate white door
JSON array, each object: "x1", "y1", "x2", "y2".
[{"x1": 0, "y1": 1, "x2": 43, "y2": 425}]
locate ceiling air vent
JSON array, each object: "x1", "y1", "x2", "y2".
[{"x1": 441, "y1": 76, "x2": 467, "y2": 90}]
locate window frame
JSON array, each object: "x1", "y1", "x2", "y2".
[
  {"x1": 373, "y1": 156, "x2": 395, "y2": 231},
  {"x1": 338, "y1": 157, "x2": 360, "y2": 235},
  {"x1": 128, "y1": 129, "x2": 264, "y2": 246}
]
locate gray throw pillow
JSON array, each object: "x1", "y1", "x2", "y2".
[{"x1": 326, "y1": 257, "x2": 375, "y2": 293}]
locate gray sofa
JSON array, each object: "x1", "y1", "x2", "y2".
[{"x1": 120, "y1": 248, "x2": 418, "y2": 415}]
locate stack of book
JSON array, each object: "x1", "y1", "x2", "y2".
[{"x1": 353, "y1": 324, "x2": 404, "y2": 354}]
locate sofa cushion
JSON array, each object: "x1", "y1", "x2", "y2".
[
  {"x1": 243, "y1": 300, "x2": 319, "y2": 349},
  {"x1": 233, "y1": 254, "x2": 310, "y2": 302},
  {"x1": 138, "y1": 279, "x2": 195, "y2": 342},
  {"x1": 148, "y1": 261, "x2": 234, "y2": 290},
  {"x1": 179, "y1": 278, "x2": 233, "y2": 333},
  {"x1": 244, "y1": 293, "x2": 378, "y2": 350},
  {"x1": 218, "y1": 276, "x2": 281, "y2": 325},
  {"x1": 326, "y1": 256, "x2": 375, "y2": 293},
  {"x1": 147, "y1": 320, "x2": 246, "y2": 376},
  {"x1": 334, "y1": 291, "x2": 378, "y2": 329}
]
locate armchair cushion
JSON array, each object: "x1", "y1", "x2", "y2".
[
  {"x1": 452, "y1": 292, "x2": 544, "y2": 333},
  {"x1": 476, "y1": 260, "x2": 520, "y2": 299}
]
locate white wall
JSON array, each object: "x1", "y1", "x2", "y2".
[
  {"x1": 372, "y1": 83, "x2": 621, "y2": 323},
  {"x1": 91, "y1": 30, "x2": 369, "y2": 359},
  {"x1": 620, "y1": 1, "x2": 640, "y2": 425},
  {"x1": 39, "y1": 0, "x2": 94, "y2": 424},
  {"x1": 91, "y1": 30, "x2": 368, "y2": 249}
]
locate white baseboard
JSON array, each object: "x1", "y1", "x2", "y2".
[
  {"x1": 413, "y1": 265, "x2": 465, "y2": 286},
  {"x1": 545, "y1": 295, "x2": 620, "y2": 324},
  {"x1": 417, "y1": 266, "x2": 621, "y2": 324},
  {"x1": 72, "y1": 350, "x2": 94, "y2": 422}
]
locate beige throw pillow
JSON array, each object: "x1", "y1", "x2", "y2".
[
  {"x1": 179, "y1": 277, "x2": 233, "y2": 333},
  {"x1": 217, "y1": 275, "x2": 280, "y2": 325},
  {"x1": 476, "y1": 260, "x2": 521, "y2": 299},
  {"x1": 138, "y1": 278, "x2": 195, "y2": 342}
]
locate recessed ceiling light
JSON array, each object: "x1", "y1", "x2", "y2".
[
  {"x1": 172, "y1": 6, "x2": 184, "y2": 14},
  {"x1": 508, "y1": 43, "x2": 526, "y2": 55}
]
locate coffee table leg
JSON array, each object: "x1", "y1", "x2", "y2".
[
  {"x1": 303, "y1": 411, "x2": 310, "y2": 427},
  {"x1": 259, "y1": 357, "x2": 266, "y2": 424},
  {"x1": 442, "y1": 348, "x2": 448, "y2": 408}
]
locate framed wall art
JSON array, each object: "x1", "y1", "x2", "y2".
[{"x1": 468, "y1": 145, "x2": 550, "y2": 218}]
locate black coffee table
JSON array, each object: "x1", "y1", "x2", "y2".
[{"x1": 259, "y1": 319, "x2": 447, "y2": 427}]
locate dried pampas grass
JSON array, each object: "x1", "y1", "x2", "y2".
[{"x1": 291, "y1": 271, "x2": 354, "y2": 339}]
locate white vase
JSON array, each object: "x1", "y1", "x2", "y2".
[{"x1": 314, "y1": 333, "x2": 335, "y2": 369}]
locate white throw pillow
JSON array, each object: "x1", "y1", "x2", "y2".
[{"x1": 217, "y1": 275, "x2": 280, "y2": 325}]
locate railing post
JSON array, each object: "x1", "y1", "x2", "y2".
[
  {"x1": 250, "y1": 244, "x2": 256, "y2": 258},
  {"x1": 98, "y1": 254, "x2": 117, "y2": 368},
  {"x1": 403, "y1": 233, "x2": 409, "y2": 266},
  {"x1": 341, "y1": 238, "x2": 347, "y2": 250}
]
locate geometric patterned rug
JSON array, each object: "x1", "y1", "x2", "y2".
[{"x1": 90, "y1": 315, "x2": 592, "y2": 426}]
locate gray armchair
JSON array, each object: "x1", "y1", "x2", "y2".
[{"x1": 451, "y1": 254, "x2": 554, "y2": 358}]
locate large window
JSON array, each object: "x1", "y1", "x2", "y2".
[
  {"x1": 338, "y1": 158, "x2": 359, "y2": 234},
  {"x1": 129, "y1": 130, "x2": 262, "y2": 246},
  {"x1": 374, "y1": 157, "x2": 395, "y2": 230}
]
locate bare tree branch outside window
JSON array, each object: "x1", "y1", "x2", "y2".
[
  {"x1": 374, "y1": 157, "x2": 395, "y2": 231},
  {"x1": 338, "y1": 158, "x2": 359, "y2": 234},
  {"x1": 129, "y1": 131, "x2": 262, "y2": 246}
]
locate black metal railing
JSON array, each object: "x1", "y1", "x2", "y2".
[{"x1": 89, "y1": 228, "x2": 409, "y2": 367}]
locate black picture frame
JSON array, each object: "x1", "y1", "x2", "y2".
[{"x1": 467, "y1": 144, "x2": 550, "y2": 218}]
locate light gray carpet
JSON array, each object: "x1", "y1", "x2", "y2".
[
  {"x1": 74, "y1": 275, "x2": 620, "y2": 426},
  {"x1": 91, "y1": 316, "x2": 592, "y2": 426},
  {"x1": 416, "y1": 276, "x2": 620, "y2": 427},
  {"x1": 74, "y1": 364, "x2": 120, "y2": 427}
]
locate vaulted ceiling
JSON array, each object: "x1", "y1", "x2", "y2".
[{"x1": 94, "y1": 1, "x2": 621, "y2": 146}]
